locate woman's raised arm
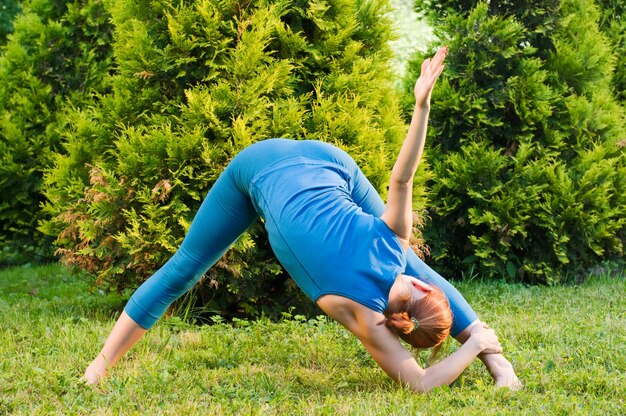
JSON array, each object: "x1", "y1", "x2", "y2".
[{"x1": 381, "y1": 47, "x2": 447, "y2": 245}]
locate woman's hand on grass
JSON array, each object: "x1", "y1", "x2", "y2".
[
  {"x1": 469, "y1": 321, "x2": 502, "y2": 354},
  {"x1": 82, "y1": 363, "x2": 107, "y2": 385}
]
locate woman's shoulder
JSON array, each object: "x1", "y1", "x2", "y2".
[{"x1": 316, "y1": 294, "x2": 386, "y2": 339}]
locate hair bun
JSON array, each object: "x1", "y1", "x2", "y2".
[
  {"x1": 411, "y1": 316, "x2": 420, "y2": 331},
  {"x1": 382, "y1": 285, "x2": 453, "y2": 350}
]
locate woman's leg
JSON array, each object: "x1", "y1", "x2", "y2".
[
  {"x1": 404, "y1": 252, "x2": 477, "y2": 336},
  {"x1": 125, "y1": 164, "x2": 259, "y2": 329},
  {"x1": 455, "y1": 322, "x2": 521, "y2": 388},
  {"x1": 85, "y1": 159, "x2": 259, "y2": 383},
  {"x1": 406, "y1": 256, "x2": 520, "y2": 388},
  {"x1": 345, "y1": 160, "x2": 520, "y2": 387},
  {"x1": 344, "y1": 162, "x2": 478, "y2": 335}
]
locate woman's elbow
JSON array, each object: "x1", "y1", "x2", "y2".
[
  {"x1": 398, "y1": 375, "x2": 433, "y2": 394},
  {"x1": 407, "y1": 372, "x2": 448, "y2": 393},
  {"x1": 389, "y1": 175, "x2": 413, "y2": 188},
  {"x1": 404, "y1": 380, "x2": 431, "y2": 394}
]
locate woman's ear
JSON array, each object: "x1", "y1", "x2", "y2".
[{"x1": 412, "y1": 279, "x2": 433, "y2": 293}]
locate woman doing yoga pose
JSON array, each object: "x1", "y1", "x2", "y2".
[{"x1": 83, "y1": 47, "x2": 520, "y2": 392}]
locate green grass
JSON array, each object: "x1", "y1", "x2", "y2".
[{"x1": 1, "y1": 264, "x2": 624, "y2": 415}]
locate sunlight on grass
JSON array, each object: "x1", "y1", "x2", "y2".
[{"x1": 0, "y1": 264, "x2": 624, "y2": 414}]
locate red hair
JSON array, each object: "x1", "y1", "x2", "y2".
[{"x1": 380, "y1": 285, "x2": 453, "y2": 353}]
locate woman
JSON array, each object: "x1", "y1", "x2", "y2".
[{"x1": 83, "y1": 47, "x2": 520, "y2": 392}]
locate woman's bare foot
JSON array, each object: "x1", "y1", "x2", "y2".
[
  {"x1": 455, "y1": 321, "x2": 522, "y2": 390},
  {"x1": 492, "y1": 363, "x2": 522, "y2": 390},
  {"x1": 479, "y1": 353, "x2": 522, "y2": 390}
]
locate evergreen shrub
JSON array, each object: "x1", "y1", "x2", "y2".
[
  {"x1": 0, "y1": 0, "x2": 21, "y2": 44},
  {"x1": 596, "y1": 0, "x2": 626, "y2": 102},
  {"x1": 0, "y1": 0, "x2": 114, "y2": 265},
  {"x1": 42, "y1": 0, "x2": 417, "y2": 319},
  {"x1": 402, "y1": 0, "x2": 626, "y2": 283}
]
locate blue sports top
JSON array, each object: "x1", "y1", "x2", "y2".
[
  {"x1": 248, "y1": 156, "x2": 407, "y2": 313},
  {"x1": 125, "y1": 139, "x2": 477, "y2": 334}
]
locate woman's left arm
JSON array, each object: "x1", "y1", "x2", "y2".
[
  {"x1": 318, "y1": 296, "x2": 500, "y2": 393},
  {"x1": 361, "y1": 325, "x2": 484, "y2": 393},
  {"x1": 381, "y1": 47, "x2": 447, "y2": 244}
]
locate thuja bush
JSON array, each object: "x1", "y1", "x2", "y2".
[
  {"x1": 414, "y1": 0, "x2": 560, "y2": 35},
  {"x1": 0, "y1": 0, "x2": 113, "y2": 265},
  {"x1": 42, "y1": 0, "x2": 419, "y2": 318},
  {"x1": 402, "y1": 0, "x2": 560, "y2": 117},
  {"x1": 415, "y1": 0, "x2": 626, "y2": 104},
  {"x1": 0, "y1": 0, "x2": 21, "y2": 44},
  {"x1": 402, "y1": 0, "x2": 626, "y2": 283},
  {"x1": 597, "y1": 0, "x2": 626, "y2": 102}
]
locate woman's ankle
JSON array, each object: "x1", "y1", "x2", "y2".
[
  {"x1": 478, "y1": 353, "x2": 521, "y2": 389},
  {"x1": 479, "y1": 352, "x2": 512, "y2": 372}
]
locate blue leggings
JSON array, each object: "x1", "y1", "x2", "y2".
[{"x1": 125, "y1": 139, "x2": 478, "y2": 336}]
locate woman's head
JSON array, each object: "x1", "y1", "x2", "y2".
[{"x1": 380, "y1": 277, "x2": 453, "y2": 350}]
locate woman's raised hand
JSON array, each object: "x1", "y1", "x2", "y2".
[
  {"x1": 469, "y1": 321, "x2": 503, "y2": 354},
  {"x1": 414, "y1": 46, "x2": 448, "y2": 109}
]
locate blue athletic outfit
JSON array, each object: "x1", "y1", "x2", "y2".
[{"x1": 125, "y1": 139, "x2": 478, "y2": 336}]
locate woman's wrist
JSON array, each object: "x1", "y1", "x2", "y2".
[
  {"x1": 411, "y1": 106, "x2": 430, "y2": 124},
  {"x1": 413, "y1": 103, "x2": 430, "y2": 113},
  {"x1": 466, "y1": 335, "x2": 485, "y2": 355}
]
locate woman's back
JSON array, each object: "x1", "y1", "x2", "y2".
[{"x1": 235, "y1": 142, "x2": 406, "y2": 312}]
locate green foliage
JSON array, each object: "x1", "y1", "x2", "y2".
[
  {"x1": 415, "y1": 0, "x2": 560, "y2": 34},
  {"x1": 0, "y1": 0, "x2": 114, "y2": 265},
  {"x1": 42, "y1": 0, "x2": 412, "y2": 318},
  {"x1": 403, "y1": 0, "x2": 626, "y2": 283},
  {"x1": 596, "y1": 0, "x2": 626, "y2": 102},
  {"x1": 0, "y1": 0, "x2": 21, "y2": 44}
]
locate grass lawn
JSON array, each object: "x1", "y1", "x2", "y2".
[{"x1": 0, "y1": 264, "x2": 624, "y2": 415}]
